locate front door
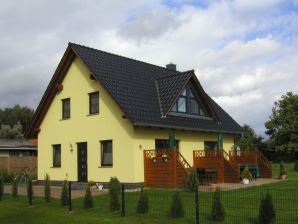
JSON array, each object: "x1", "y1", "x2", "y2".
[{"x1": 77, "y1": 142, "x2": 87, "y2": 182}]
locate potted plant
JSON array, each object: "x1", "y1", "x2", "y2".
[
  {"x1": 162, "y1": 154, "x2": 169, "y2": 163},
  {"x1": 210, "y1": 182, "x2": 218, "y2": 192},
  {"x1": 241, "y1": 168, "x2": 252, "y2": 184},
  {"x1": 151, "y1": 156, "x2": 157, "y2": 163},
  {"x1": 279, "y1": 161, "x2": 287, "y2": 180}
]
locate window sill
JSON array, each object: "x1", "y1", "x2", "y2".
[
  {"x1": 60, "y1": 118, "x2": 70, "y2": 121},
  {"x1": 87, "y1": 113, "x2": 99, "y2": 116},
  {"x1": 50, "y1": 166, "x2": 61, "y2": 168},
  {"x1": 98, "y1": 166, "x2": 113, "y2": 168}
]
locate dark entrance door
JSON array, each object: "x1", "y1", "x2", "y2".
[{"x1": 77, "y1": 142, "x2": 87, "y2": 182}]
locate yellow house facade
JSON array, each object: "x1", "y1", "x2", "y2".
[{"x1": 27, "y1": 43, "x2": 243, "y2": 184}]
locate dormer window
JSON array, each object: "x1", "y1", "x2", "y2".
[{"x1": 171, "y1": 84, "x2": 207, "y2": 116}]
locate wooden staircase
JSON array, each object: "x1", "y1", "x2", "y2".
[
  {"x1": 222, "y1": 150, "x2": 240, "y2": 183},
  {"x1": 256, "y1": 150, "x2": 272, "y2": 178}
]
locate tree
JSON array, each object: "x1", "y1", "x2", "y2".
[
  {"x1": 0, "y1": 121, "x2": 23, "y2": 139},
  {"x1": 60, "y1": 180, "x2": 69, "y2": 206},
  {"x1": 84, "y1": 184, "x2": 93, "y2": 209},
  {"x1": 235, "y1": 124, "x2": 263, "y2": 150},
  {"x1": 169, "y1": 191, "x2": 184, "y2": 218},
  {"x1": 136, "y1": 185, "x2": 149, "y2": 214},
  {"x1": 44, "y1": 173, "x2": 51, "y2": 203},
  {"x1": 265, "y1": 92, "x2": 298, "y2": 152},
  {"x1": 259, "y1": 192, "x2": 275, "y2": 224},
  {"x1": 0, "y1": 105, "x2": 34, "y2": 132},
  {"x1": 108, "y1": 177, "x2": 120, "y2": 211},
  {"x1": 187, "y1": 169, "x2": 199, "y2": 192}
]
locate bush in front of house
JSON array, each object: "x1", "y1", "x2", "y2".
[
  {"x1": 241, "y1": 167, "x2": 252, "y2": 181},
  {"x1": 169, "y1": 191, "x2": 184, "y2": 218},
  {"x1": 27, "y1": 177, "x2": 33, "y2": 204},
  {"x1": 211, "y1": 187, "x2": 225, "y2": 222},
  {"x1": 279, "y1": 161, "x2": 286, "y2": 176},
  {"x1": 84, "y1": 183, "x2": 93, "y2": 209},
  {"x1": 136, "y1": 185, "x2": 149, "y2": 214},
  {"x1": 187, "y1": 169, "x2": 199, "y2": 192},
  {"x1": 12, "y1": 179, "x2": 18, "y2": 198},
  {"x1": 60, "y1": 179, "x2": 69, "y2": 206},
  {"x1": 293, "y1": 160, "x2": 298, "y2": 171},
  {"x1": 44, "y1": 173, "x2": 51, "y2": 203},
  {"x1": 0, "y1": 170, "x2": 16, "y2": 183},
  {"x1": 259, "y1": 191, "x2": 275, "y2": 224},
  {"x1": 108, "y1": 177, "x2": 120, "y2": 211},
  {"x1": 0, "y1": 172, "x2": 4, "y2": 197}
]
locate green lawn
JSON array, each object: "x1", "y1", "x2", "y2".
[{"x1": 0, "y1": 162, "x2": 298, "y2": 224}]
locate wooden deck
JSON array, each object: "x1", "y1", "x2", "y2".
[{"x1": 144, "y1": 149, "x2": 193, "y2": 188}]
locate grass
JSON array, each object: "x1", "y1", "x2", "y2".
[{"x1": 0, "y1": 162, "x2": 298, "y2": 224}]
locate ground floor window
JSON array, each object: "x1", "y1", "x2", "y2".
[
  {"x1": 155, "y1": 139, "x2": 179, "y2": 149},
  {"x1": 52, "y1": 144, "x2": 61, "y2": 167},
  {"x1": 204, "y1": 141, "x2": 217, "y2": 150},
  {"x1": 101, "y1": 140, "x2": 112, "y2": 166}
]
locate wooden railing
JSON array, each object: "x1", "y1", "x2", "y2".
[
  {"x1": 222, "y1": 150, "x2": 239, "y2": 174},
  {"x1": 256, "y1": 149, "x2": 272, "y2": 169},
  {"x1": 193, "y1": 150, "x2": 222, "y2": 158},
  {"x1": 177, "y1": 150, "x2": 192, "y2": 170}
]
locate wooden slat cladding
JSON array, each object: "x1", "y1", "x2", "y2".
[
  {"x1": 0, "y1": 156, "x2": 37, "y2": 173},
  {"x1": 144, "y1": 149, "x2": 190, "y2": 188}
]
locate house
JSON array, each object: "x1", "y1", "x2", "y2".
[
  {"x1": 26, "y1": 43, "x2": 249, "y2": 185},
  {"x1": 0, "y1": 139, "x2": 37, "y2": 173}
]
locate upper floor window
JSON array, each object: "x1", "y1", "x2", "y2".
[
  {"x1": 204, "y1": 141, "x2": 217, "y2": 150},
  {"x1": 62, "y1": 98, "x2": 70, "y2": 119},
  {"x1": 89, "y1": 92, "x2": 99, "y2": 114},
  {"x1": 53, "y1": 144, "x2": 61, "y2": 167},
  {"x1": 171, "y1": 84, "x2": 206, "y2": 116}
]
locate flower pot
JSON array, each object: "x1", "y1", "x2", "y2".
[
  {"x1": 162, "y1": 157, "x2": 168, "y2": 163},
  {"x1": 210, "y1": 183, "x2": 218, "y2": 192},
  {"x1": 151, "y1": 157, "x2": 157, "y2": 163},
  {"x1": 281, "y1": 174, "x2": 287, "y2": 180},
  {"x1": 242, "y1": 178, "x2": 249, "y2": 184}
]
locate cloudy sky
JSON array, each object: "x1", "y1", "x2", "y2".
[{"x1": 0, "y1": 0, "x2": 297, "y2": 137}]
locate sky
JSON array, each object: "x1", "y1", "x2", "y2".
[{"x1": 0, "y1": 0, "x2": 297, "y2": 137}]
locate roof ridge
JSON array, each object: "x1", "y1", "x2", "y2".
[
  {"x1": 69, "y1": 42, "x2": 181, "y2": 73},
  {"x1": 155, "y1": 69, "x2": 194, "y2": 81}
]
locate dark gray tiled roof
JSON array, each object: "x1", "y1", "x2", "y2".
[
  {"x1": 70, "y1": 43, "x2": 243, "y2": 134},
  {"x1": 0, "y1": 140, "x2": 37, "y2": 150}
]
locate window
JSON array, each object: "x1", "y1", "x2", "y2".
[
  {"x1": 171, "y1": 84, "x2": 207, "y2": 116},
  {"x1": 89, "y1": 92, "x2": 99, "y2": 114},
  {"x1": 101, "y1": 140, "x2": 112, "y2": 166},
  {"x1": 155, "y1": 139, "x2": 179, "y2": 149},
  {"x1": 53, "y1": 144, "x2": 61, "y2": 167},
  {"x1": 204, "y1": 141, "x2": 217, "y2": 150},
  {"x1": 62, "y1": 98, "x2": 70, "y2": 119}
]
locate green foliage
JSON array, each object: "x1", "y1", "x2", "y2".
[
  {"x1": 211, "y1": 187, "x2": 225, "y2": 222},
  {"x1": 265, "y1": 92, "x2": 298, "y2": 152},
  {"x1": 0, "y1": 173, "x2": 4, "y2": 196},
  {"x1": 44, "y1": 173, "x2": 51, "y2": 203},
  {"x1": 27, "y1": 177, "x2": 33, "y2": 202},
  {"x1": 0, "y1": 121, "x2": 23, "y2": 139},
  {"x1": 294, "y1": 160, "x2": 298, "y2": 171},
  {"x1": 279, "y1": 161, "x2": 286, "y2": 176},
  {"x1": 241, "y1": 168, "x2": 253, "y2": 181},
  {"x1": 12, "y1": 179, "x2": 18, "y2": 198},
  {"x1": 0, "y1": 170, "x2": 16, "y2": 183},
  {"x1": 136, "y1": 186, "x2": 149, "y2": 214},
  {"x1": 0, "y1": 105, "x2": 34, "y2": 137},
  {"x1": 235, "y1": 124, "x2": 264, "y2": 150},
  {"x1": 60, "y1": 180, "x2": 69, "y2": 206},
  {"x1": 84, "y1": 184, "x2": 94, "y2": 209},
  {"x1": 108, "y1": 177, "x2": 120, "y2": 211},
  {"x1": 187, "y1": 169, "x2": 199, "y2": 192},
  {"x1": 259, "y1": 192, "x2": 276, "y2": 224},
  {"x1": 169, "y1": 191, "x2": 184, "y2": 218}
]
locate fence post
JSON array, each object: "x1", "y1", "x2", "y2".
[
  {"x1": 68, "y1": 181, "x2": 72, "y2": 212},
  {"x1": 121, "y1": 183, "x2": 125, "y2": 217},
  {"x1": 28, "y1": 179, "x2": 32, "y2": 206},
  {"x1": 195, "y1": 185, "x2": 199, "y2": 224}
]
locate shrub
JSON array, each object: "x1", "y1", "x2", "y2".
[
  {"x1": 136, "y1": 185, "x2": 149, "y2": 214},
  {"x1": 259, "y1": 192, "x2": 275, "y2": 224},
  {"x1": 0, "y1": 173, "x2": 4, "y2": 197},
  {"x1": 0, "y1": 170, "x2": 16, "y2": 183},
  {"x1": 44, "y1": 173, "x2": 51, "y2": 203},
  {"x1": 60, "y1": 180, "x2": 69, "y2": 206},
  {"x1": 187, "y1": 169, "x2": 199, "y2": 192},
  {"x1": 108, "y1": 177, "x2": 120, "y2": 211},
  {"x1": 84, "y1": 184, "x2": 93, "y2": 209},
  {"x1": 279, "y1": 161, "x2": 286, "y2": 176},
  {"x1": 211, "y1": 187, "x2": 225, "y2": 222},
  {"x1": 169, "y1": 191, "x2": 184, "y2": 218},
  {"x1": 241, "y1": 167, "x2": 252, "y2": 181},
  {"x1": 293, "y1": 161, "x2": 298, "y2": 171},
  {"x1": 12, "y1": 179, "x2": 18, "y2": 198}
]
